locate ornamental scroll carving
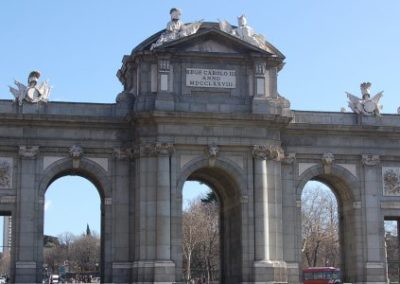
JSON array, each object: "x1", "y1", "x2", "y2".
[
  {"x1": 382, "y1": 167, "x2": 400, "y2": 196},
  {"x1": 252, "y1": 145, "x2": 284, "y2": 161},
  {"x1": 0, "y1": 158, "x2": 13, "y2": 189}
]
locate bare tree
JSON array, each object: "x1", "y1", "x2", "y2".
[
  {"x1": 182, "y1": 200, "x2": 205, "y2": 282},
  {"x1": 302, "y1": 184, "x2": 339, "y2": 268},
  {"x1": 58, "y1": 231, "x2": 75, "y2": 262},
  {"x1": 70, "y1": 233, "x2": 100, "y2": 273},
  {"x1": 182, "y1": 196, "x2": 220, "y2": 283},
  {"x1": 0, "y1": 251, "x2": 10, "y2": 276}
]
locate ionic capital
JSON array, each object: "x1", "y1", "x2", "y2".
[
  {"x1": 361, "y1": 154, "x2": 380, "y2": 166},
  {"x1": 252, "y1": 145, "x2": 284, "y2": 161},
  {"x1": 133, "y1": 143, "x2": 174, "y2": 157},
  {"x1": 155, "y1": 142, "x2": 174, "y2": 156},
  {"x1": 19, "y1": 145, "x2": 39, "y2": 159}
]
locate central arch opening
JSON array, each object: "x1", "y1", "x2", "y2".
[
  {"x1": 180, "y1": 166, "x2": 242, "y2": 284},
  {"x1": 43, "y1": 176, "x2": 102, "y2": 283},
  {"x1": 182, "y1": 181, "x2": 220, "y2": 283}
]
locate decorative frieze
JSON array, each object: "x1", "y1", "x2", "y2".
[
  {"x1": 0, "y1": 158, "x2": 13, "y2": 189},
  {"x1": 361, "y1": 154, "x2": 380, "y2": 166},
  {"x1": 382, "y1": 167, "x2": 400, "y2": 196},
  {"x1": 255, "y1": 62, "x2": 266, "y2": 75},
  {"x1": 19, "y1": 146, "x2": 39, "y2": 159},
  {"x1": 159, "y1": 59, "x2": 170, "y2": 72},
  {"x1": 0, "y1": 195, "x2": 16, "y2": 204}
]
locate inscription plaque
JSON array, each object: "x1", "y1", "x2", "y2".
[{"x1": 186, "y1": 68, "x2": 236, "y2": 88}]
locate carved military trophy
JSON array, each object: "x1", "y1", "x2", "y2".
[
  {"x1": 346, "y1": 82, "x2": 383, "y2": 116},
  {"x1": 9, "y1": 71, "x2": 51, "y2": 105}
]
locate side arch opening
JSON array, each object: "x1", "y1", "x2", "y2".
[
  {"x1": 297, "y1": 166, "x2": 359, "y2": 283},
  {"x1": 38, "y1": 159, "x2": 111, "y2": 283}
]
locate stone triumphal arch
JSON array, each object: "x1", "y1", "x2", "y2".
[{"x1": 1, "y1": 10, "x2": 400, "y2": 284}]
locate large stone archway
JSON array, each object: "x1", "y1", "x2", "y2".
[
  {"x1": 37, "y1": 157, "x2": 113, "y2": 283},
  {"x1": 175, "y1": 158, "x2": 245, "y2": 283},
  {"x1": 293, "y1": 164, "x2": 362, "y2": 282},
  {"x1": 0, "y1": 16, "x2": 399, "y2": 284}
]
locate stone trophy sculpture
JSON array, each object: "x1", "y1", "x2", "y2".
[
  {"x1": 346, "y1": 82, "x2": 383, "y2": 116},
  {"x1": 219, "y1": 15, "x2": 270, "y2": 51},
  {"x1": 151, "y1": 8, "x2": 203, "y2": 50},
  {"x1": 9, "y1": 71, "x2": 51, "y2": 105}
]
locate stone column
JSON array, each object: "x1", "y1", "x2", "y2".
[
  {"x1": 155, "y1": 142, "x2": 174, "y2": 259},
  {"x1": 154, "y1": 142, "x2": 175, "y2": 282},
  {"x1": 15, "y1": 146, "x2": 40, "y2": 283},
  {"x1": 111, "y1": 148, "x2": 132, "y2": 283},
  {"x1": 252, "y1": 145, "x2": 270, "y2": 261},
  {"x1": 362, "y1": 154, "x2": 387, "y2": 282},
  {"x1": 252, "y1": 145, "x2": 287, "y2": 282}
]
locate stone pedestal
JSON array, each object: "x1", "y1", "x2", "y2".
[{"x1": 253, "y1": 260, "x2": 287, "y2": 284}]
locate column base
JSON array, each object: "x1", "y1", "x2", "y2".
[
  {"x1": 253, "y1": 260, "x2": 288, "y2": 284},
  {"x1": 112, "y1": 262, "x2": 132, "y2": 283},
  {"x1": 364, "y1": 262, "x2": 387, "y2": 283},
  {"x1": 15, "y1": 261, "x2": 37, "y2": 283},
  {"x1": 132, "y1": 260, "x2": 176, "y2": 284},
  {"x1": 154, "y1": 260, "x2": 176, "y2": 283}
]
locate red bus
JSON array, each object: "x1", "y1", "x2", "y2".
[{"x1": 303, "y1": 267, "x2": 341, "y2": 284}]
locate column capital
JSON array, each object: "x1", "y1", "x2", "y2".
[
  {"x1": 252, "y1": 145, "x2": 284, "y2": 161},
  {"x1": 113, "y1": 147, "x2": 133, "y2": 160},
  {"x1": 155, "y1": 142, "x2": 174, "y2": 156},
  {"x1": 133, "y1": 143, "x2": 174, "y2": 157},
  {"x1": 361, "y1": 154, "x2": 380, "y2": 166},
  {"x1": 18, "y1": 145, "x2": 39, "y2": 159}
]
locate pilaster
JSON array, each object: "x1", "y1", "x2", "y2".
[
  {"x1": 361, "y1": 154, "x2": 386, "y2": 283},
  {"x1": 15, "y1": 146, "x2": 40, "y2": 283}
]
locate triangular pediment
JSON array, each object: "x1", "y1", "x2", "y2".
[{"x1": 132, "y1": 22, "x2": 284, "y2": 59}]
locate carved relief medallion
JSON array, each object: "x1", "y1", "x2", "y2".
[
  {"x1": 0, "y1": 158, "x2": 13, "y2": 189},
  {"x1": 383, "y1": 167, "x2": 400, "y2": 196}
]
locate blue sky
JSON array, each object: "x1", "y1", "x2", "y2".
[{"x1": 1, "y1": 1, "x2": 400, "y2": 237}]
